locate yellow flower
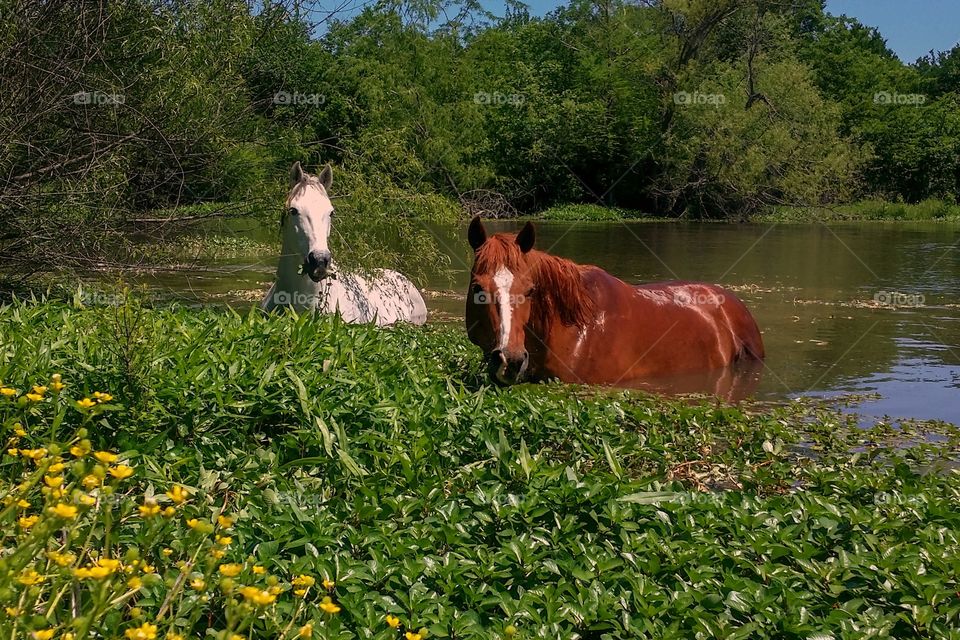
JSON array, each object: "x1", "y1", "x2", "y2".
[
  {"x1": 32, "y1": 630, "x2": 54, "y2": 640},
  {"x1": 127, "y1": 576, "x2": 143, "y2": 589},
  {"x1": 405, "y1": 633, "x2": 422, "y2": 640},
  {"x1": 186, "y1": 518, "x2": 200, "y2": 529},
  {"x1": 216, "y1": 535, "x2": 232, "y2": 546},
  {"x1": 322, "y1": 578, "x2": 335, "y2": 590},
  {"x1": 161, "y1": 506, "x2": 175, "y2": 517},
  {"x1": 19, "y1": 515, "x2": 40, "y2": 529},
  {"x1": 124, "y1": 622, "x2": 157, "y2": 640},
  {"x1": 93, "y1": 451, "x2": 118, "y2": 463},
  {"x1": 4, "y1": 606, "x2": 18, "y2": 615},
  {"x1": 294, "y1": 588, "x2": 307, "y2": 597},
  {"x1": 47, "y1": 461, "x2": 65, "y2": 473},
  {"x1": 386, "y1": 615, "x2": 401, "y2": 629},
  {"x1": 319, "y1": 597, "x2": 341, "y2": 614},
  {"x1": 50, "y1": 380, "x2": 65, "y2": 392},
  {"x1": 217, "y1": 514, "x2": 233, "y2": 528},
  {"x1": 97, "y1": 558, "x2": 122, "y2": 571},
  {"x1": 44, "y1": 475, "x2": 63, "y2": 488},
  {"x1": 0, "y1": 387, "x2": 16, "y2": 397},
  {"x1": 167, "y1": 635, "x2": 185, "y2": 640},
  {"x1": 138, "y1": 501, "x2": 161, "y2": 518},
  {"x1": 6, "y1": 448, "x2": 17, "y2": 456},
  {"x1": 238, "y1": 586, "x2": 276, "y2": 606},
  {"x1": 162, "y1": 548, "x2": 173, "y2": 557},
  {"x1": 93, "y1": 392, "x2": 113, "y2": 403},
  {"x1": 190, "y1": 578, "x2": 205, "y2": 591},
  {"x1": 25, "y1": 393, "x2": 43, "y2": 402},
  {"x1": 292, "y1": 574, "x2": 316, "y2": 588},
  {"x1": 48, "y1": 551, "x2": 76, "y2": 566},
  {"x1": 70, "y1": 441, "x2": 91, "y2": 457},
  {"x1": 16, "y1": 499, "x2": 30, "y2": 508},
  {"x1": 166, "y1": 485, "x2": 188, "y2": 504},
  {"x1": 210, "y1": 548, "x2": 225, "y2": 559},
  {"x1": 20, "y1": 448, "x2": 47, "y2": 461},
  {"x1": 13, "y1": 424, "x2": 26, "y2": 437},
  {"x1": 298, "y1": 624, "x2": 313, "y2": 638},
  {"x1": 218, "y1": 563, "x2": 242, "y2": 577},
  {"x1": 252, "y1": 565, "x2": 265, "y2": 575},
  {"x1": 17, "y1": 569, "x2": 45, "y2": 585},
  {"x1": 109, "y1": 464, "x2": 134, "y2": 479},
  {"x1": 267, "y1": 585, "x2": 283, "y2": 595},
  {"x1": 32, "y1": 385, "x2": 48, "y2": 395},
  {"x1": 76, "y1": 398, "x2": 96, "y2": 409},
  {"x1": 78, "y1": 494, "x2": 96, "y2": 506},
  {"x1": 50, "y1": 503, "x2": 78, "y2": 519},
  {"x1": 82, "y1": 475, "x2": 101, "y2": 489}
]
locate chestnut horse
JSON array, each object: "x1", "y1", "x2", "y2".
[{"x1": 465, "y1": 217, "x2": 764, "y2": 386}]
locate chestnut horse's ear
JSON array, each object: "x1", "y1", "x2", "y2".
[
  {"x1": 468, "y1": 215, "x2": 487, "y2": 251},
  {"x1": 516, "y1": 221, "x2": 535, "y2": 253}
]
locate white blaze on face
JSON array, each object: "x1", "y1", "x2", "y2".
[{"x1": 493, "y1": 266, "x2": 514, "y2": 351}]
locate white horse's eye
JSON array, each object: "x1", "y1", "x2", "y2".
[{"x1": 288, "y1": 207, "x2": 299, "y2": 216}]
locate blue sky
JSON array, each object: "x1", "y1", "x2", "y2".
[{"x1": 334, "y1": 0, "x2": 957, "y2": 63}]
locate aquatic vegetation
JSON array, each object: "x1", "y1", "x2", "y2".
[{"x1": 1, "y1": 299, "x2": 959, "y2": 638}]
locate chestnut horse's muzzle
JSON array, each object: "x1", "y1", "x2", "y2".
[{"x1": 488, "y1": 349, "x2": 529, "y2": 385}]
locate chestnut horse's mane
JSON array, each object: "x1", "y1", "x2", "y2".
[{"x1": 474, "y1": 235, "x2": 595, "y2": 327}]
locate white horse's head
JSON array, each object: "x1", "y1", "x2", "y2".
[{"x1": 284, "y1": 161, "x2": 335, "y2": 282}]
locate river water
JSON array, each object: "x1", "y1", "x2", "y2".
[{"x1": 128, "y1": 218, "x2": 960, "y2": 425}]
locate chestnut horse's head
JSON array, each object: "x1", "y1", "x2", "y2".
[{"x1": 465, "y1": 216, "x2": 539, "y2": 384}]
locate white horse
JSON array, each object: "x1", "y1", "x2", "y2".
[{"x1": 261, "y1": 162, "x2": 428, "y2": 325}]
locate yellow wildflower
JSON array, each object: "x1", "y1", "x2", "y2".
[
  {"x1": 78, "y1": 494, "x2": 96, "y2": 506},
  {"x1": 50, "y1": 503, "x2": 78, "y2": 519},
  {"x1": 6, "y1": 448, "x2": 17, "y2": 456},
  {"x1": 47, "y1": 461, "x2": 65, "y2": 473},
  {"x1": 17, "y1": 569, "x2": 44, "y2": 585},
  {"x1": 82, "y1": 475, "x2": 100, "y2": 489},
  {"x1": 25, "y1": 393, "x2": 43, "y2": 402},
  {"x1": 0, "y1": 387, "x2": 16, "y2": 397},
  {"x1": 190, "y1": 578, "x2": 205, "y2": 591},
  {"x1": 4, "y1": 607, "x2": 18, "y2": 616},
  {"x1": 50, "y1": 376, "x2": 65, "y2": 392},
  {"x1": 298, "y1": 624, "x2": 313, "y2": 638},
  {"x1": 70, "y1": 441, "x2": 91, "y2": 457},
  {"x1": 319, "y1": 596, "x2": 341, "y2": 614},
  {"x1": 48, "y1": 551, "x2": 76, "y2": 566},
  {"x1": 322, "y1": 578, "x2": 335, "y2": 590},
  {"x1": 139, "y1": 501, "x2": 161, "y2": 518},
  {"x1": 76, "y1": 398, "x2": 96, "y2": 409},
  {"x1": 186, "y1": 518, "x2": 200, "y2": 529},
  {"x1": 93, "y1": 391, "x2": 113, "y2": 403},
  {"x1": 252, "y1": 565, "x2": 265, "y2": 574},
  {"x1": 238, "y1": 586, "x2": 276, "y2": 606},
  {"x1": 93, "y1": 451, "x2": 118, "y2": 463},
  {"x1": 292, "y1": 574, "x2": 316, "y2": 588},
  {"x1": 386, "y1": 614, "x2": 401, "y2": 629},
  {"x1": 167, "y1": 635, "x2": 185, "y2": 640},
  {"x1": 20, "y1": 448, "x2": 47, "y2": 461},
  {"x1": 210, "y1": 549, "x2": 225, "y2": 559},
  {"x1": 123, "y1": 622, "x2": 157, "y2": 640},
  {"x1": 44, "y1": 475, "x2": 63, "y2": 488},
  {"x1": 32, "y1": 385, "x2": 48, "y2": 395},
  {"x1": 218, "y1": 563, "x2": 242, "y2": 577},
  {"x1": 16, "y1": 499, "x2": 30, "y2": 508},
  {"x1": 162, "y1": 548, "x2": 173, "y2": 557},
  {"x1": 109, "y1": 464, "x2": 134, "y2": 479},
  {"x1": 217, "y1": 514, "x2": 233, "y2": 528},
  {"x1": 19, "y1": 515, "x2": 40, "y2": 529},
  {"x1": 294, "y1": 589, "x2": 307, "y2": 597},
  {"x1": 165, "y1": 485, "x2": 188, "y2": 504},
  {"x1": 406, "y1": 633, "x2": 422, "y2": 640},
  {"x1": 127, "y1": 576, "x2": 143, "y2": 590},
  {"x1": 267, "y1": 585, "x2": 283, "y2": 595},
  {"x1": 216, "y1": 535, "x2": 232, "y2": 546},
  {"x1": 140, "y1": 563, "x2": 155, "y2": 574},
  {"x1": 13, "y1": 424, "x2": 26, "y2": 437},
  {"x1": 32, "y1": 630, "x2": 55, "y2": 640}
]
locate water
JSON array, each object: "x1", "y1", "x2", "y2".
[{"x1": 128, "y1": 218, "x2": 960, "y2": 424}]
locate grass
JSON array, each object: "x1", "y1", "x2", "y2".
[
  {"x1": 530, "y1": 204, "x2": 656, "y2": 222},
  {"x1": 1, "y1": 297, "x2": 960, "y2": 638},
  {"x1": 762, "y1": 198, "x2": 960, "y2": 222}
]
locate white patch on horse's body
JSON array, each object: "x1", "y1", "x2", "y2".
[
  {"x1": 262, "y1": 163, "x2": 427, "y2": 325},
  {"x1": 493, "y1": 266, "x2": 514, "y2": 350},
  {"x1": 635, "y1": 288, "x2": 672, "y2": 305}
]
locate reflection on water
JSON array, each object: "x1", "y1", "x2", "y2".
[{"x1": 120, "y1": 219, "x2": 960, "y2": 424}]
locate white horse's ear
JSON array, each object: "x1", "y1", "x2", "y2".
[
  {"x1": 517, "y1": 222, "x2": 535, "y2": 253},
  {"x1": 289, "y1": 161, "x2": 305, "y2": 187},
  {"x1": 318, "y1": 164, "x2": 333, "y2": 191},
  {"x1": 468, "y1": 215, "x2": 487, "y2": 251}
]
